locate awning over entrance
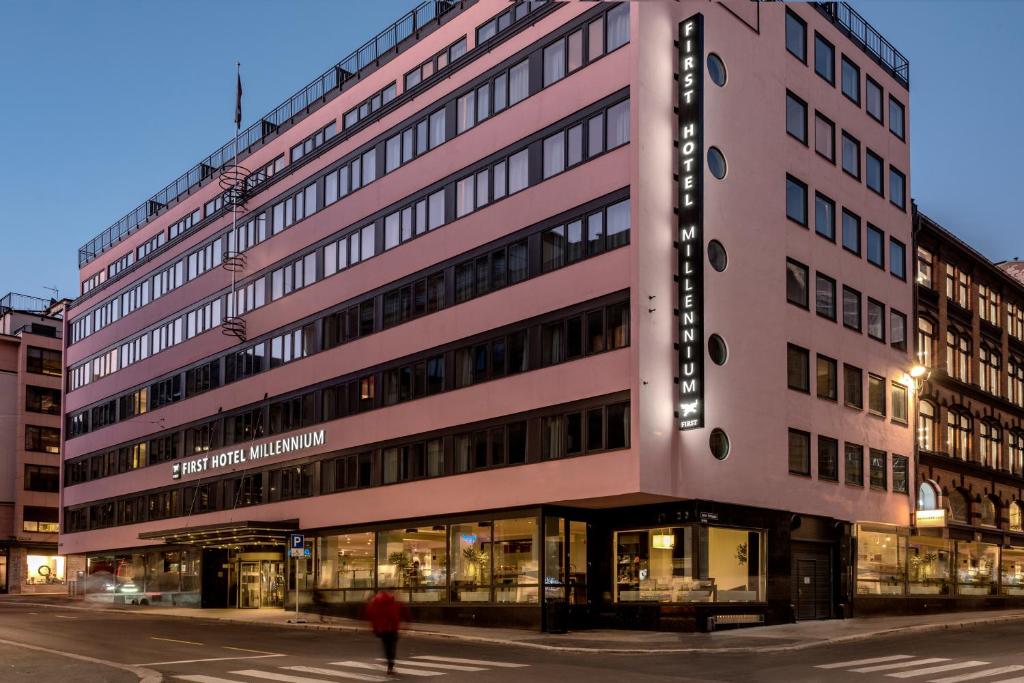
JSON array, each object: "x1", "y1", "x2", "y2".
[{"x1": 138, "y1": 520, "x2": 298, "y2": 548}]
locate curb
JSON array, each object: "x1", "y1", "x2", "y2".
[{"x1": 7, "y1": 599, "x2": 1024, "y2": 655}]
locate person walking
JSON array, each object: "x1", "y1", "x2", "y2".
[{"x1": 366, "y1": 589, "x2": 406, "y2": 675}]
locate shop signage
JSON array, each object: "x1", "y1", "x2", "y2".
[
  {"x1": 916, "y1": 508, "x2": 947, "y2": 528},
  {"x1": 676, "y1": 14, "x2": 705, "y2": 431},
  {"x1": 171, "y1": 428, "x2": 326, "y2": 480}
]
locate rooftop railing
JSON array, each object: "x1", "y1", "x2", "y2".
[
  {"x1": 0, "y1": 292, "x2": 54, "y2": 316},
  {"x1": 78, "y1": 0, "x2": 463, "y2": 268},
  {"x1": 813, "y1": 1, "x2": 909, "y2": 87}
]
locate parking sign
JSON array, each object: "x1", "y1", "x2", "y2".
[{"x1": 289, "y1": 533, "x2": 305, "y2": 558}]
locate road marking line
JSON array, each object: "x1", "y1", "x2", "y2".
[
  {"x1": 137, "y1": 654, "x2": 286, "y2": 666},
  {"x1": 888, "y1": 661, "x2": 990, "y2": 678},
  {"x1": 283, "y1": 666, "x2": 387, "y2": 681},
  {"x1": 817, "y1": 655, "x2": 916, "y2": 669},
  {"x1": 852, "y1": 659, "x2": 951, "y2": 673},
  {"x1": 931, "y1": 665, "x2": 1024, "y2": 683},
  {"x1": 986, "y1": 678, "x2": 1024, "y2": 683},
  {"x1": 176, "y1": 677, "x2": 248, "y2": 683},
  {"x1": 381, "y1": 658, "x2": 485, "y2": 671},
  {"x1": 0, "y1": 635, "x2": 160, "y2": 683},
  {"x1": 412, "y1": 655, "x2": 529, "y2": 668},
  {"x1": 330, "y1": 661, "x2": 442, "y2": 677},
  {"x1": 224, "y1": 646, "x2": 283, "y2": 655},
  {"x1": 54, "y1": 615, "x2": 78, "y2": 619},
  {"x1": 151, "y1": 636, "x2": 204, "y2": 645},
  {"x1": 236, "y1": 670, "x2": 364, "y2": 683}
]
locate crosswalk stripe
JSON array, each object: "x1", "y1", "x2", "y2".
[
  {"x1": 282, "y1": 666, "x2": 386, "y2": 681},
  {"x1": 888, "y1": 661, "x2": 990, "y2": 679},
  {"x1": 411, "y1": 655, "x2": 529, "y2": 668},
  {"x1": 986, "y1": 677, "x2": 1024, "y2": 683},
  {"x1": 817, "y1": 655, "x2": 917, "y2": 669},
  {"x1": 852, "y1": 659, "x2": 950, "y2": 673},
  {"x1": 232, "y1": 670, "x2": 339, "y2": 683},
  {"x1": 380, "y1": 659, "x2": 486, "y2": 671},
  {"x1": 176, "y1": 677, "x2": 248, "y2": 683},
  {"x1": 329, "y1": 661, "x2": 443, "y2": 677},
  {"x1": 931, "y1": 665, "x2": 1024, "y2": 683}
]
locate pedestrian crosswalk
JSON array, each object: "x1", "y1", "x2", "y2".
[
  {"x1": 815, "y1": 654, "x2": 1024, "y2": 682},
  {"x1": 175, "y1": 655, "x2": 530, "y2": 682}
]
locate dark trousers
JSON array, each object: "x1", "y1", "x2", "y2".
[{"x1": 378, "y1": 631, "x2": 398, "y2": 669}]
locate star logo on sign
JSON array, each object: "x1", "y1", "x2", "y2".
[{"x1": 680, "y1": 400, "x2": 699, "y2": 417}]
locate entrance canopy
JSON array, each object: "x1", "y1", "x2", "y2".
[{"x1": 138, "y1": 520, "x2": 298, "y2": 548}]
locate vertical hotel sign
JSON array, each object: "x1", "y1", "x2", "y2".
[{"x1": 677, "y1": 14, "x2": 704, "y2": 430}]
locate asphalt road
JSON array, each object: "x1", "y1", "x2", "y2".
[{"x1": 3, "y1": 601, "x2": 1024, "y2": 683}]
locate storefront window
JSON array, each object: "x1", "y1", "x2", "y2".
[
  {"x1": 704, "y1": 526, "x2": 765, "y2": 602},
  {"x1": 376, "y1": 527, "x2": 446, "y2": 602},
  {"x1": 956, "y1": 541, "x2": 998, "y2": 596},
  {"x1": 317, "y1": 532, "x2": 375, "y2": 603},
  {"x1": 569, "y1": 521, "x2": 588, "y2": 604},
  {"x1": 856, "y1": 529, "x2": 906, "y2": 595},
  {"x1": 544, "y1": 517, "x2": 565, "y2": 600},
  {"x1": 908, "y1": 536, "x2": 953, "y2": 595},
  {"x1": 0, "y1": 555, "x2": 6, "y2": 592},
  {"x1": 25, "y1": 555, "x2": 64, "y2": 585},
  {"x1": 450, "y1": 522, "x2": 491, "y2": 602},
  {"x1": 1002, "y1": 548, "x2": 1024, "y2": 596},
  {"x1": 493, "y1": 517, "x2": 539, "y2": 603}
]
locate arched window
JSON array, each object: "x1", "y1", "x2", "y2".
[
  {"x1": 1011, "y1": 501, "x2": 1023, "y2": 532},
  {"x1": 1009, "y1": 357, "x2": 1024, "y2": 407},
  {"x1": 918, "y1": 401, "x2": 937, "y2": 452},
  {"x1": 979, "y1": 420, "x2": 1002, "y2": 469},
  {"x1": 979, "y1": 345, "x2": 1002, "y2": 396},
  {"x1": 981, "y1": 496, "x2": 998, "y2": 527},
  {"x1": 946, "y1": 408, "x2": 973, "y2": 460},
  {"x1": 946, "y1": 327, "x2": 971, "y2": 383},
  {"x1": 1010, "y1": 431, "x2": 1024, "y2": 475},
  {"x1": 918, "y1": 480, "x2": 940, "y2": 511},
  {"x1": 947, "y1": 489, "x2": 970, "y2": 524},
  {"x1": 917, "y1": 317, "x2": 936, "y2": 367}
]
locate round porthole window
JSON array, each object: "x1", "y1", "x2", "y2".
[
  {"x1": 708, "y1": 239, "x2": 727, "y2": 272},
  {"x1": 707, "y1": 53, "x2": 727, "y2": 87},
  {"x1": 707, "y1": 147, "x2": 727, "y2": 179},
  {"x1": 710, "y1": 429, "x2": 730, "y2": 460},
  {"x1": 708, "y1": 334, "x2": 728, "y2": 365}
]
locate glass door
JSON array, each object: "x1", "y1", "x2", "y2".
[
  {"x1": 239, "y1": 561, "x2": 261, "y2": 608},
  {"x1": 262, "y1": 561, "x2": 285, "y2": 608}
]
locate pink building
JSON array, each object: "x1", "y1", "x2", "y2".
[
  {"x1": 1, "y1": 294, "x2": 68, "y2": 593},
  {"x1": 61, "y1": 0, "x2": 912, "y2": 629}
]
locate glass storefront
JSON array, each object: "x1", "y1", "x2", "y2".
[
  {"x1": 857, "y1": 530, "x2": 906, "y2": 595},
  {"x1": 316, "y1": 532, "x2": 375, "y2": 603},
  {"x1": 25, "y1": 555, "x2": 65, "y2": 585},
  {"x1": 377, "y1": 527, "x2": 447, "y2": 602},
  {"x1": 85, "y1": 549, "x2": 200, "y2": 605},
  {"x1": 1001, "y1": 549, "x2": 1024, "y2": 596},
  {"x1": 613, "y1": 525, "x2": 765, "y2": 603},
  {"x1": 956, "y1": 542, "x2": 998, "y2": 596},
  {"x1": 908, "y1": 536, "x2": 953, "y2": 595}
]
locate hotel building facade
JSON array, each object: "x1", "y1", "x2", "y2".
[
  {"x1": 1, "y1": 294, "x2": 67, "y2": 593},
  {"x1": 60, "y1": 0, "x2": 915, "y2": 630}
]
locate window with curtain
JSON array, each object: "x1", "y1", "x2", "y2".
[
  {"x1": 979, "y1": 421, "x2": 1002, "y2": 469},
  {"x1": 946, "y1": 409, "x2": 972, "y2": 460},
  {"x1": 917, "y1": 317, "x2": 935, "y2": 367},
  {"x1": 509, "y1": 60, "x2": 529, "y2": 105},
  {"x1": 979, "y1": 345, "x2": 1001, "y2": 396},
  {"x1": 918, "y1": 400, "x2": 937, "y2": 451},
  {"x1": 946, "y1": 328, "x2": 971, "y2": 382}
]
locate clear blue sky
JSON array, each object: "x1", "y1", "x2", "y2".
[{"x1": 0, "y1": 1, "x2": 1021, "y2": 300}]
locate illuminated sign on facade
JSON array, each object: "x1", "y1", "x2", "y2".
[
  {"x1": 677, "y1": 14, "x2": 704, "y2": 430},
  {"x1": 171, "y1": 429, "x2": 326, "y2": 480},
  {"x1": 915, "y1": 508, "x2": 947, "y2": 528}
]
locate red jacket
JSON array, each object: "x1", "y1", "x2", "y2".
[{"x1": 366, "y1": 591, "x2": 406, "y2": 634}]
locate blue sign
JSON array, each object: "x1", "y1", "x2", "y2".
[{"x1": 290, "y1": 533, "x2": 304, "y2": 549}]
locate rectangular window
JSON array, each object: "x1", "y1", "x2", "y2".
[
  {"x1": 867, "y1": 298, "x2": 885, "y2": 342},
  {"x1": 869, "y1": 449, "x2": 887, "y2": 490},
  {"x1": 818, "y1": 436, "x2": 838, "y2": 481},
  {"x1": 815, "y1": 273, "x2": 836, "y2": 320},
  {"x1": 866, "y1": 77, "x2": 883, "y2": 122},
  {"x1": 889, "y1": 96, "x2": 906, "y2": 140},
  {"x1": 543, "y1": 39, "x2": 565, "y2": 87},
  {"x1": 841, "y1": 56, "x2": 860, "y2": 104},
  {"x1": 814, "y1": 112, "x2": 835, "y2": 162},
  {"x1": 893, "y1": 455, "x2": 909, "y2": 493},
  {"x1": 786, "y1": 10, "x2": 807, "y2": 62},
  {"x1": 890, "y1": 309, "x2": 908, "y2": 351},
  {"x1": 841, "y1": 209, "x2": 860, "y2": 256},
  {"x1": 543, "y1": 131, "x2": 565, "y2": 178},
  {"x1": 890, "y1": 166, "x2": 907, "y2": 210},
  {"x1": 814, "y1": 33, "x2": 834, "y2": 83},
  {"x1": 786, "y1": 258, "x2": 809, "y2": 308},
  {"x1": 866, "y1": 150, "x2": 884, "y2": 195},
  {"x1": 815, "y1": 192, "x2": 835, "y2": 240},
  {"x1": 508, "y1": 150, "x2": 529, "y2": 194},
  {"x1": 786, "y1": 91, "x2": 807, "y2": 143},
  {"x1": 606, "y1": 100, "x2": 630, "y2": 149},
  {"x1": 457, "y1": 92, "x2": 475, "y2": 134},
  {"x1": 890, "y1": 239, "x2": 907, "y2": 280},
  {"x1": 817, "y1": 355, "x2": 837, "y2": 401},
  {"x1": 868, "y1": 373, "x2": 886, "y2": 416},
  {"x1": 844, "y1": 364, "x2": 863, "y2": 409},
  {"x1": 26, "y1": 347, "x2": 61, "y2": 376},
  {"x1": 789, "y1": 429, "x2": 811, "y2": 475},
  {"x1": 788, "y1": 344, "x2": 810, "y2": 392},
  {"x1": 842, "y1": 131, "x2": 860, "y2": 178},
  {"x1": 867, "y1": 224, "x2": 885, "y2": 268},
  {"x1": 25, "y1": 425, "x2": 60, "y2": 454},
  {"x1": 509, "y1": 59, "x2": 529, "y2": 105},
  {"x1": 845, "y1": 443, "x2": 864, "y2": 486},
  {"x1": 892, "y1": 382, "x2": 909, "y2": 423},
  {"x1": 606, "y1": 3, "x2": 630, "y2": 52},
  {"x1": 786, "y1": 175, "x2": 807, "y2": 225}
]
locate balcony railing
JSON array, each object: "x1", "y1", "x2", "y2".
[
  {"x1": 813, "y1": 2, "x2": 909, "y2": 87},
  {"x1": 78, "y1": 0, "x2": 464, "y2": 268},
  {"x1": 0, "y1": 292, "x2": 53, "y2": 316}
]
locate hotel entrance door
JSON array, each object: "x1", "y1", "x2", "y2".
[{"x1": 238, "y1": 556, "x2": 285, "y2": 609}]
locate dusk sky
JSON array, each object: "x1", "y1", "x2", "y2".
[{"x1": 1, "y1": 0, "x2": 1020, "y2": 299}]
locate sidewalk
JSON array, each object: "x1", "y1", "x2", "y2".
[{"x1": 5, "y1": 595, "x2": 1024, "y2": 654}]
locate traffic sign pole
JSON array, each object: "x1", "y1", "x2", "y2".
[{"x1": 288, "y1": 533, "x2": 306, "y2": 623}]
